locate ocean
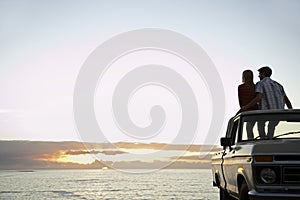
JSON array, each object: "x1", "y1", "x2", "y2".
[{"x1": 0, "y1": 169, "x2": 219, "y2": 200}]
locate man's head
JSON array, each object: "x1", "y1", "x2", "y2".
[{"x1": 258, "y1": 66, "x2": 272, "y2": 80}]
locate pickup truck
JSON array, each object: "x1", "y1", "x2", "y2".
[{"x1": 211, "y1": 109, "x2": 300, "y2": 200}]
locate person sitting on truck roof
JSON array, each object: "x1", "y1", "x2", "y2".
[{"x1": 238, "y1": 69, "x2": 258, "y2": 139}]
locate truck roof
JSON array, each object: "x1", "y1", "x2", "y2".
[{"x1": 238, "y1": 109, "x2": 300, "y2": 117}]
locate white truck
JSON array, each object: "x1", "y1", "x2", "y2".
[{"x1": 211, "y1": 109, "x2": 300, "y2": 200}]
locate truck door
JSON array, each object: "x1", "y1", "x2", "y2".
[{"x1": 222, "y1": 117, "x2": 240, "y2": 194}]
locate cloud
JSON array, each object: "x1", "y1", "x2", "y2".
[
  {"x1": 0, "y1": 140, "x2": 217, "y2": 170},
  {"x1": 0, "y1": 140, "x2": 84, "y2": 159},
  {"x1": 65, "y1": 150, "x2": 127, "y2": 156},
  {"x1": 100, "y1": 150, "x2": 127, "y2": 155}
]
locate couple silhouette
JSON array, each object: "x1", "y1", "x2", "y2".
[{"x1": 238, "y1": 66, "x2": 293, "y2": 139}]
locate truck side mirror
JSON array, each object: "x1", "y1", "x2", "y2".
[{"x1": 220, "y1": 137, "x2": 232, "y2": 147}]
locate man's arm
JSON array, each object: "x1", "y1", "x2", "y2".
[
  {"x1": 240, "y1": 93, "x2": 262, "y2": 112},
  {"x1": 284, "y1": 96, "x2": 293, "y2": 109}
]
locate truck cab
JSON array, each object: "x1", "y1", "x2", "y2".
[{"x1": 211, "y1": 109, "x2": 300, "y2": 200}]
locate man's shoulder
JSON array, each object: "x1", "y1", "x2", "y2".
[
  {"x1": 256, "y1": 80, "x2": 263, "y2": 86},
  {"x1": 255, "y1": 80, "x2": 264, "y2": 92},
  {"x1": 273, "y1": 80, "x2": 283, "y2": 86},
  {"x1": 268, "y1": 78, "x2": 284, "y2": 88},
  {"x1": 258, "y1": 77, "x2": 277, "y2": 85},
  {"x1": 257, "y1": 77, "x2": 284, "y2": 90}
]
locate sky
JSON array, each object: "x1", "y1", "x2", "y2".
[{"x1": 1, "y1": 0, "x2": 300, "y2": 147}]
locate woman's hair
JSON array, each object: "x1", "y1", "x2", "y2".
[{"x1": 242, "y1": 70, "x2": 254, "y2": 83}]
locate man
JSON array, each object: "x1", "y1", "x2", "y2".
[{"x1": 241, "y1": 66, "x2": 292, "y2": 138}]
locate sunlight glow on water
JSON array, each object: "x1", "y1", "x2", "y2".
[{"x1": 0, "y1": 169, "x2": 218, "y2": 199}]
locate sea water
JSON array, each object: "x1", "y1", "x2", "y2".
[{"x1": 0, "y1": 169, "x2": 219, "y2": 200}]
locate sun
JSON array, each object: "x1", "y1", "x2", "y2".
[{"x1": 56, "y1": 154, "x2": 96, "y2": 165}]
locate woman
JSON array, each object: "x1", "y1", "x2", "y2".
[
  {"x1": 238, "y1": 69, "x2": 258, "y2": 139},
  {"x1": 238, "y1": 70, "x2": 258, "y2": 110}
]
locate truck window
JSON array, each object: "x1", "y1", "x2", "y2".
[{"x1": 241, "y1": 113, "x2": 300, "y2": 141}]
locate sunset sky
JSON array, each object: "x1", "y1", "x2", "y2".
[
  {"x1": 0, "y1": 140, "x2": 217, "y2": 170},
  {"x1": 1, "y1": 1, "x2": 300, "y2": 168}
]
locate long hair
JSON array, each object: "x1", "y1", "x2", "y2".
[{"x1": 242, "y1": 70, "x2": 254, "y2": 83}]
